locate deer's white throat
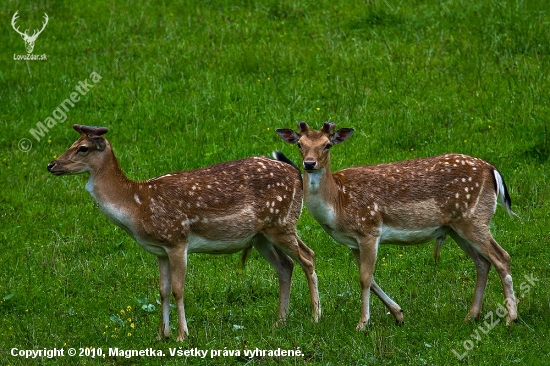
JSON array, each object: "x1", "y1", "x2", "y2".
[
  {"x1": 304, "y1": 169, "x2": 337, "y2": 230},
  {"x1": 86, "y1": 176, "x2": 133, "y2": 230},
  {"x1": 305, "y1": 169, "x2": 324, "y2": 192}
]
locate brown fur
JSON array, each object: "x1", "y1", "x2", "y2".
[
  {"x1": 48, "y1": 124, "x2": 321, "y2": 341},
  {"x1": 277, "y1": 122, "x2": 517, "y2": 329}
]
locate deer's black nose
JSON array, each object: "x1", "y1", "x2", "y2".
[
  {"x1": 47, "y1": 162, "x2": 56, "y2": 172},
  {"x1": 303, "y1": 161, "x2": 316, "y2": 170}
]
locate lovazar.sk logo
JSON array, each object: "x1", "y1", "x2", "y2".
[{"x1": 12, "y1": 11, "x2": 48, "y2": 61}]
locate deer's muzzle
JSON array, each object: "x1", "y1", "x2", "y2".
[{"x1": 303, "y1": 159, "x2": 317, "y2": 171}]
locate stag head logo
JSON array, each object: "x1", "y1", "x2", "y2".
[{"x1": 11, "y1": 11, "x2": 49, "y2": 54}]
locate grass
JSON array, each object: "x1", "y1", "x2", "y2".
[{"x1": 1, "y1": 0, "x2": 549, "y2": 364}]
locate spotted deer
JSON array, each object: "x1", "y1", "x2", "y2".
[
  {"x1": 47, "y1": 124, "x2": 321, "y2": 341},
  {"x1": 277, "y1": 122, "x2": 517, "y2": 330}
]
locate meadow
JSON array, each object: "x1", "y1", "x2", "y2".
[{"x1": 1, "y1": 0, "x2": 549, "y2": 364}]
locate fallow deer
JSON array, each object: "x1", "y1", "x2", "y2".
[
  {"x1": 277, "y1": 122, "x2": 517, "y2": 330},
  {"x1": 48, "y1": 125, "x2": 321, "y2": 341}
]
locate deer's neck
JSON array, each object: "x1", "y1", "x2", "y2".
[
  {"x1": 303, "y1": 165, "x2": 340, "y2": 227},
  {"x1": 85, "y1": 151, "x2": 138, "y2": 227}
]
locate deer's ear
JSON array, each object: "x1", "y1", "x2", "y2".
[
  {"x1": 276, "y1": 129, "x2": 301, "y2": 144},
  {"x1": 90, "y1": 136, "x2": 107, "y2": 151},
  {"x1": 73, "y1": 124, "x2": 107, "y2": 150},
  {"x1": 331, "y1": 128, "x2": 354, "y2": 145}
]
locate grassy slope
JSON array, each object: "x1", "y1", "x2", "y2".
[{"x1": 0, "y1": 0, "x2": 549, "y2": 364}]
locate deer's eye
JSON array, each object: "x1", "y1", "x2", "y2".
[
  {"x1": 324, "y1": 143, "x2": 332, "y2": 151},
  {"x1": 77, "y1": 146, "x2": 89, "y2": 153},
  {"x1": 297, "y1": 143, "x2": 302, "y2": 149}
]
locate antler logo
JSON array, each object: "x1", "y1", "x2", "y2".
[{"x1": 11, "y1": 11, "x2": 49, "y2": 54}]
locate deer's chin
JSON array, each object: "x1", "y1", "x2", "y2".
[
  {"x1": 49, "y1": 171, "x2": 66, "y2": 176},
  {"x1": 54, "y1": 169, "x2": 87, "y2": 176},
  {"x1": 303, "y1": 165, "x2": 323, "y2": 172}
]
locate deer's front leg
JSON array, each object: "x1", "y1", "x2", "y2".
[
  {"x1": 167, "y1": 246, "x2": 189, "y2": 342},
  {"x1": 353, "y1": 248, "x2": 403, "y2": 324},
  {"x1": 157, "y1": 256, "x2": 172, "y2": 340},
  {"x1": 353, "y1": 235, "x2": 380, "y2": 331}
]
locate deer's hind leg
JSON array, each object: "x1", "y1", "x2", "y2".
[{"x1": 450, "y1": 225, "x2": 516, "y2": 324}]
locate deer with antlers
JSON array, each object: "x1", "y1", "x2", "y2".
[
  {"x1": 277, "y1": 122, "x2": 517, "y2": 330},
  {"x1": 48, "y1": 125, "x2": 321, "y2": 341},
  {"x1": 11, "y1": 11, "x2": 49, "y2": 54}
]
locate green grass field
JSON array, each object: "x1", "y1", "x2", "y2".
[{"x1": 1, "y1": 0, "x2": 549, "y2": 364}]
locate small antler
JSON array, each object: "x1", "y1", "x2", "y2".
[
  {"x1": 322, "y1": 122, "x2": 336, "y2": 135},
  {"x1": 298, "y1": 121, "x2": 310, "y2": 133},
  {"x1": 74, "y1": 124, "x2": 109, "y2": 136}
]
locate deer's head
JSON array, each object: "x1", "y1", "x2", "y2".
[
  {"x1": 276, "y1": 122, "x2": 354, "y2": 171},
  {"x1": 47, "y1": 125, "x2": 109, "y2": 176}
]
